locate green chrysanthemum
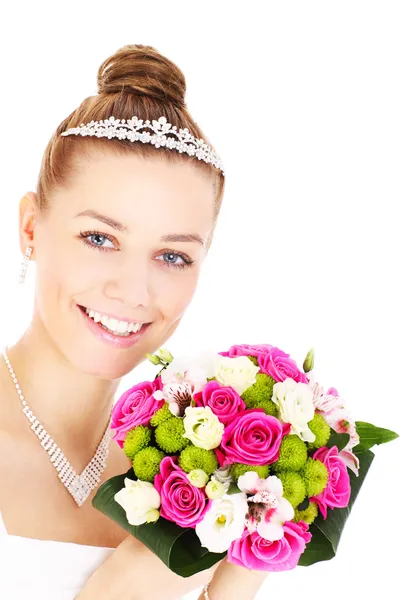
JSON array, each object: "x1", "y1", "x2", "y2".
[
  {"x1": 150, "y1": 402, "x2": 174, "y2": 427},
  {"x1": 155, "y1": 416, "x2": 190, "y2": 453},
  {"x1": 301, "y1": 458, "x2": 329, "y2": 497},
  {"x1": 123, "y1": 425, "x2": 152, "y2": 460},
  {"x1": 307, "y1": 413, "x2": 331, "y2": 450},
  {"x1": 254, "y1": 398, "x2": 278, "y2": 417},
  {"x1": 294, "y1": 501, "x2": 319, "y2": 525},
  {"x1": 133, "y1": 446, "x2": 165, "y2": 482},
  {"x1": 230, "y1": 463, "x2": 269, "y2": 483},
  {"x1": 247, "y1": 355, "x2": 259, "y2": 367},
  {"x1": 178, "y1": 446, "x2": 218, "y2": 476},
  {"x1": 241, "y1": 373, "x2": 276, "y2": 409},
  {"x1": 272, "y1": 435, "x2": 308, "y2": 472},
  {"x1": 277, "y1": 471, "x2": 306, "y2": 508}
]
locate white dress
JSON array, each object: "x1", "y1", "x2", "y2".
[
  {"x1": 0, "y1": 512, "x2": 202, "y2": 600},
  {"x1": 0, "y1": 511, "x2": 115, "y2": 599}
]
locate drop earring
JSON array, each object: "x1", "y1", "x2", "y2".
[{"x1": 19, "y1": 247, "x2": 32, "y2": 284}]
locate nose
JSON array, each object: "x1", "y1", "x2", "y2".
[{"x1": 103, "y1": 255, "x2": 152, "y2": 308}]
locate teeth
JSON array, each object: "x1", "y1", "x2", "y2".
[
  {"x1": 84, "y1": 306, "x2": 145, "y2": 335},
  {"x1": 117, "y1": 321, "x2": 129, "y2": 334}
]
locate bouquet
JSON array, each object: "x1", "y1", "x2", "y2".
[{"x1": 92, "y1": 343, "x2": 398, "y2": 577}]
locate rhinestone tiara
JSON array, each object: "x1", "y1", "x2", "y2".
[{"x1": 61, "y1": 115, "x2": 225, "y2": 176}]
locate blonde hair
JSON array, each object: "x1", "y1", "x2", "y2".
[{"x1": 36, "y1": 44, "x2": 225, "y2": 249}]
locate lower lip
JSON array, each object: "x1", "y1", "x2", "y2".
[{"x1": 76, "y1": 304, "x2": 151, "y2": 349}]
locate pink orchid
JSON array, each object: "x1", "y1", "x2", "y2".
[
  {"x1": 307, "y1": 374, "x2": 360, "y2": 475},
  {"x1": 338, "y1": 448, "x2": 360, "y2": 475},
  {"x1": 238, "y1": 472, "x2": 294, "y2": 542}
]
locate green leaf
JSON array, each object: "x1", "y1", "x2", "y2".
[
  {"x1": 297, "y1": 497, "x2": 310, "y2": 511},
  {"x1": 93, "y1": 449, "x2": 379, "y2": 573},
  {"x1": 92, "y1": 468, "x2": 224, "y2": 577},
  {"x1": 326, "y1": 428, "x2": 350, "y2": 452},
  {"x1": 298, "y1": 449, "x2": 374, "y2": 566},
  {"x1": 226, "y1": 483, "x2": 241, "y2": 495},
  {"x1": 353, "y1": 421, "x2": 399, "y2": 453}
]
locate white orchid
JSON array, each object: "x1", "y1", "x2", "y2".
[
  {"x1": 153, "y1": 379, "x2": 194, "y2": 416},
  {"x1": 153, "y1": 351, "x2": 220, "y2": 416},
  {"x1": 238, "y1": 472, "x2": 294, "y2": 542},
  {"x1": 195, "y1": 492, "x2": 248, "y2": 553},
  {"x1": 161, "y1": 351, "x2": 220, "y2": 390}
]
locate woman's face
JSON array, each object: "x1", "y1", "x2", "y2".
[{"x1": 22, "y1": 150, "x2": 216, "y2": 379}]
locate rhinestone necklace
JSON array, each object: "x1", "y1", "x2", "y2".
[{"x1": 1, "y1": 347, "x2": 114, "y2": 507}]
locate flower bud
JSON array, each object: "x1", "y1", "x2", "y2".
[
  {"x1": 145, "y1": 509, "x2": 160, "y2": 523},
  {"x1": 303, "y1": 348, "x2": 315, "y2": 373},
  {"x1": 146, "y1": 353, "x2": 161, "y2": 365},
  {"x1": 212, "y1": 466, "x2": 233, "y2": 492},
  {"x1": 187, "y1": 469, "x2": 209, "y2": 488},
  {"x1": 158, "y1": 348, "x2": 174, "y2": 364},
  {"x1": 205, "y1": 477, "x2": 225, "y2": 500}
]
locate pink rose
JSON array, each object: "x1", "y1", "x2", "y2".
[
  {"x1": 193, "y1": 381, "x2": 246, "y2": 426},
  {"x1": 111, "y1": 378, "x2": 162, "y2": 448},
  {"x1": 310, "y1": 445, "x2": 351, "y2": 519},
  {"x1": 257, "y1": 347, "x2": 308, "y2": 384},
  {"x1": 219, "y1": 344, "x2": 274, "y2": 359},
  {"x1": 219, "y1": 409, "x2": 283, "y2": 466},
  {"x1": 220, "y1": 344, "x2": 308, "y2": 384},
  {"x1": 228, "y1": 521, "x2": 312, "y2": 571},
  {"x1": 154, "y1": 456, "x2": 210, "y2": 528}
]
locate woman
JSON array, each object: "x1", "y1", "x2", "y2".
[{"x1": 0, "y1": 45, "x2": 268, "y2": 599}]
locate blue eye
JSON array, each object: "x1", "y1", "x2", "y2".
[
  {"x1": 162, "y1": 253, "x2": 185, "y2": 266},
  {"x1": 157, "y1": 252, "x2": 194, "y2": 270},
  {"x1": 79, "y1": 231, "x2": 115, "y2": 250},
  {"x1": 79, "y1": 230, "x2": 194, "y2": 270}
]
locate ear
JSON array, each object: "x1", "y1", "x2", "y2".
[{"x1": 19, "y1": 192, "x2": 38, "y2": 259}]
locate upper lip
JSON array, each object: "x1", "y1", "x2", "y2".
[{"x1": 78, "y1": 304, "x2": 150, "y2": 325}]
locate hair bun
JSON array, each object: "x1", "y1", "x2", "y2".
[{"x1": 97, "y1": 44, "x2": 186, "y2": 107}]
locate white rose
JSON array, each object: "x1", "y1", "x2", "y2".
[
  {"x1": 196, "y1": 493, "x2": 248, "y2": 553},
  {"x1": 214, "y1": 356, "x2": 259, "y2": 395},
  {"x1": 272, "y1": 378, "x2": 316, "y2": 443},
  {"x1": 183, "y1": 406, "x2": 224, "y2": 450},
  {"x1": 114, "y1": 478, "x2": 161, "y2": 526}
]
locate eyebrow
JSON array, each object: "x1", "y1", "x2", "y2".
[{"x1": 74, "y1": 209, "x2": 204, "y2": 246}]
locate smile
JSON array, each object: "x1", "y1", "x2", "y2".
[
  {"x1": 82, "y1": 306, "x2": 145, "y2": 336},
  {"x1": 77, "y1": 304, "x2": 152, "y2": 349}
]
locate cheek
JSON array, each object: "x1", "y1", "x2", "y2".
[{"x1": 155, "y1": 267, "x2": 200, "y2": 319}]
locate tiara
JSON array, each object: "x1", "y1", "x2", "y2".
[{"x1": 61, "y1": 115, "x2": 225, "y2": 176}]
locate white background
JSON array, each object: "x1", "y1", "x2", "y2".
[{"x1": 0, "y1": 1, "x2": 399, "y2": 598}]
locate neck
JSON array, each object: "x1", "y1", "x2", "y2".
[{"x1": 2, "y1": 318, "x2": 121, "y2": 454}]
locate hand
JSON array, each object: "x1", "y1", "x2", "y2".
[
  {"x1": 202, "y1": 558, "x2": 269, "y2": 600},
  {"x1": 75, "y1": 534, "x2": 219, "y2": 600}
]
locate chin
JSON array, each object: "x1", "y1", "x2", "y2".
[{"x1": 67, "y1": 349, "x2": 145, "y2": 381}]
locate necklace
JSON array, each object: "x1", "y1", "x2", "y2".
[{"x1": 1, "y1": 346, "x2": 114, "y2": 507}]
